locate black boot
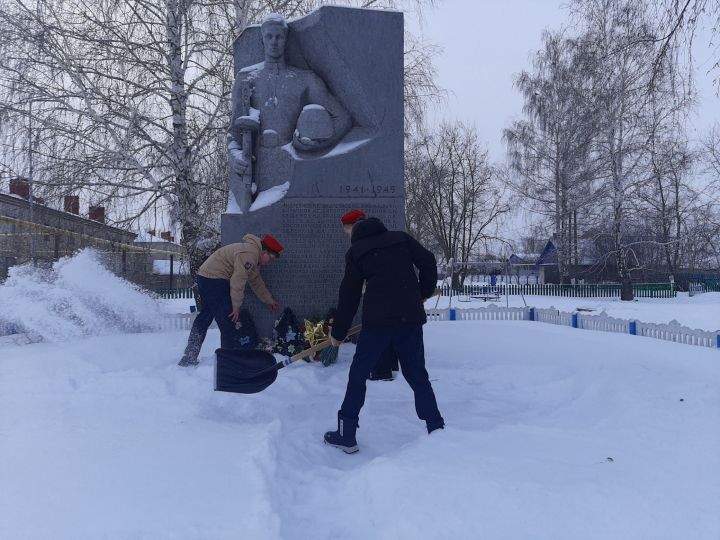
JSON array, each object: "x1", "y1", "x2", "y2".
[
  {"x1": 178, "y1": 342, "x2": 200, "y2": 366},
  {"x1": 426, "y1": 418, "x2": 445, "y2": 434},
  {"x1": 178, "y1": 353, "x2": 199, "y2": 367},
  {"x1": 369, "y1": 348, "x2": 398, "y2": 381},
  {"x1": 368, "y1": 370, "x2": 394, "y2": 381},
  {"x1": 178, "y1": 325, "x2": 203, "y2": 367},
  {"x1": 324, "y1": 412, "x2": 359, "y2": 454}
]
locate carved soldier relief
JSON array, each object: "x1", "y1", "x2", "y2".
[{"x1": 227, "y1": 13, "x2": 352, "y2": 213}]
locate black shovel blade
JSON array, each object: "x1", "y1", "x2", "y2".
[{"x1": 214, "y1": 348, "x2": 279, "y2": 394}]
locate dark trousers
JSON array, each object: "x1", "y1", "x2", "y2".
[
  {"x1": 368, "y1": 347, "x2": 399, "y2": 380},
  {"x1": 182, "y1": 276, "x2": 238, "y2": 361},
  {"x1": 372, "y1": 348, "x2": 399, "y2": 377},
  {"x1": 340, "y1": 324, "x2": 443, "y2": 425}
]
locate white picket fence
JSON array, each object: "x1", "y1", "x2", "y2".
[
  {"x1": 160, "y1": 313, "x2": 215, "y2": 332},
  {"x1": 425, "y1": 309, "x2": 450, "y2": 322},
  {"x1": 455, "y1": 305, "x2": 530, "y2": 321},
  {"x1": 578, "y1": 312, "x2": 631, "y2": 335},
  {"x1": 162, "y1": 305, "x2": 720, "y2": 350},
  {"x1": 534, "y1": 307, "x2": 574, "y2": 327},
  {"x1": 688, "y1": 282, "x2": 705, "y2": 296},
  {"x1": 428, "y1": 305, "x2": 720, "y2": 350},
  {"x1": 635, "y1": 319, "x2": 718, "y2": 348}
]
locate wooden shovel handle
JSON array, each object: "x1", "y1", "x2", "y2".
[{"x1": 286, "y1": 324, "x2": 362, "y2": 364}]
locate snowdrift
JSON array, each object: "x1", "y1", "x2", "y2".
[{"x1": 0, "y1": 249, "x2": 162, "y2": 342}]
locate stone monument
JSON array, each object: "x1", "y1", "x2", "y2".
[{"x1": 222, "y1": 6, "x2": 404, "y2": 336}]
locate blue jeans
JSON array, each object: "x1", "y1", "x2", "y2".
[
  {"x1": 182, "y1": 276, "x2": 239, "y2": 361},
  {"x1": 340, "y1": 325, "x2": 443, "y2": 425}
]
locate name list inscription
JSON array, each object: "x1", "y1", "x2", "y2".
[{"x1": 268, "y1": 200, "x2": 404, "y2": 315}]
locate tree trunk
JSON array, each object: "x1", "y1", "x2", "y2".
[
  {"x1": 451, "y1": 270, "x2": 463, "y2": 290},
  {"x1": 167, "y1": 0, "x2": 202, "y2": 277},
  {"x1": 620, "y1": 275, "x2": 633, "y2": 301}
]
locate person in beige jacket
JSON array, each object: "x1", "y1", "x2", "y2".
[{"x1": 178, "y1": 234, "x2": 282, "y2": 366}]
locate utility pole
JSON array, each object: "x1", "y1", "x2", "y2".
[
  {"x1": 28, "y1": 99, "x2": 36, "y2": 266},
  {"x1": 27, "y1": 2, "x2": 45, "y2": 267}
]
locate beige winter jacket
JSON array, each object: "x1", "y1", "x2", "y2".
[{"x1": 197, "y1": 234, "x2": 276, "y2": 311}]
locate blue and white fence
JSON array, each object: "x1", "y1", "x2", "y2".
[
  {"x1": 427, "y1": 305, "x2": 720, "y2": 350},
  {"x1": 635, "y1": 319, "x2": 718, "y2": 348},
  {"x1": 160, "y1": 305, "x2": 719, "y2": 351}
]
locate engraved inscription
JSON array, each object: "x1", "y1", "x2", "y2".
[
  {"x1": 268, "y1": 201, "x2": 403, "y2": 312},
  {"x1": 338, "y1": 184, "x2": 397, "y2": 195}
]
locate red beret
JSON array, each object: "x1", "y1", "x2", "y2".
[
  {"x1": 340, "y1": 209, "x2": 366, "y2": 225},
  {"x1": 261, "y1": 235, "x2": 283, "y2": 256}
]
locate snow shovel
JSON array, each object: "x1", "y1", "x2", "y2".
[{"x1": 214, "y1": 324, "x2": 362, "y2": 394}]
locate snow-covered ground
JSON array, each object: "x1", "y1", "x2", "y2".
[
  {"x1": 2, "y1": 252, "x2": 719, "y2": 538},
  {"x1": 426, "y1": 292, "x2": 720, "y2": 332},
  {"x1": 2, "y1": 320, "x2": 719, "y2": 539}
]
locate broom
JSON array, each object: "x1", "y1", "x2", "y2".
[
  {"x1": 319, "y1": 308, "x2": 341, "y2": 366},
  {"x1": 319, "y1": 326, "x2": 359, "y2": 366},
  {"x1": 319, "y1": 336, "x2": 341, "y2": 366}
]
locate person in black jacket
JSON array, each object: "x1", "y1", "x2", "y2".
[
  {"x1": 338, "y1": 210, "x2": 398, "y2": 382},
  {"x1": 324, "y1": 211, "x2": 444, "y2": 453}
]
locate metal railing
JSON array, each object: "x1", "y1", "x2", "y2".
[{"x1": 689, "y1": 281, "x2": 720, "y2": 295}]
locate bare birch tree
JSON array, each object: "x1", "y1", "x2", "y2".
[
  {"x1": 696, "y1": 123, "x2": 720, "y2": 269},
  {"x1": 0, "y1": 0, "x2": 443, "y2": 276},
  {"x1": 406, "y1": 122, "x2": 512, "y2": 287},
  {"x1": 0, "y1": 0, "x2": 240, "y2": 272},
  {"x1": 504, "y1": 0, "x2": 699, "y2": 292},
  {"x1": 650, "y1": 0, "x2": 720, "y2": 90},
  {"x1": 569, "y1": 0, "x2": 689, "y2": 299},
  {"x1": 504, "y1": 30, "x2": 601, "y2": 284}
]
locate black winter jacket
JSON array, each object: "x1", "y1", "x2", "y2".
[{"x1": 331, "y1": 218, "x2": 438, "y2": 340}]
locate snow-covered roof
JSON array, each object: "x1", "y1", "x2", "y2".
[
  {"x1": 509, "y1": 253, "x2": 539, "y2": 265},
  {"x1": 134, "y1": 230, "x2": 178, "y2": 244},
  {"x1": 135, "y1": 230, "x2": 162, "y2": 242}
]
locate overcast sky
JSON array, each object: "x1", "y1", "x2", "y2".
[{"x1": 407, "y1": 0, "x2": 720, "y2": 165}]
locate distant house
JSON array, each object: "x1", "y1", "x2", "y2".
[
  {"x1": 508, "y1": 253, "x2": 539, "y2": 267},
  {"x1": 535, "y1": 238, "x2": 602, "y2": 284},
  {"x1": 0, "y1": 179, "x2": 187, "y2": 289},
  {"x1": 0, "y1": 184, "x2": 139, "y2": 281},
  {"x1": 505, "y1": 252, "x2": 540, "y2": 282},
  {"x1": 134, "y1": 230, "x2": 191, "y2": 289},
  {"x1": 514, "y1": 234, "x2": 719, "y2": 286}
]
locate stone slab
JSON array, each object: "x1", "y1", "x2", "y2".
[{"x1": 223, "y1": 6, "x2": 404, "y2": 336}]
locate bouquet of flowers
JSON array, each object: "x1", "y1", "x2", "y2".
[
  {"x1": 271, "y1": 307, "x2": 341, "y2": 365},
  {"x1": 272, "y1": 308, "x2": 305, "y2": 357},
  {"x1": 318, "y1": 308, "x2": 341, "y2": 366},
  {"x1": 235, "y1": 309, "x2": 259, "y2": 349}
]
